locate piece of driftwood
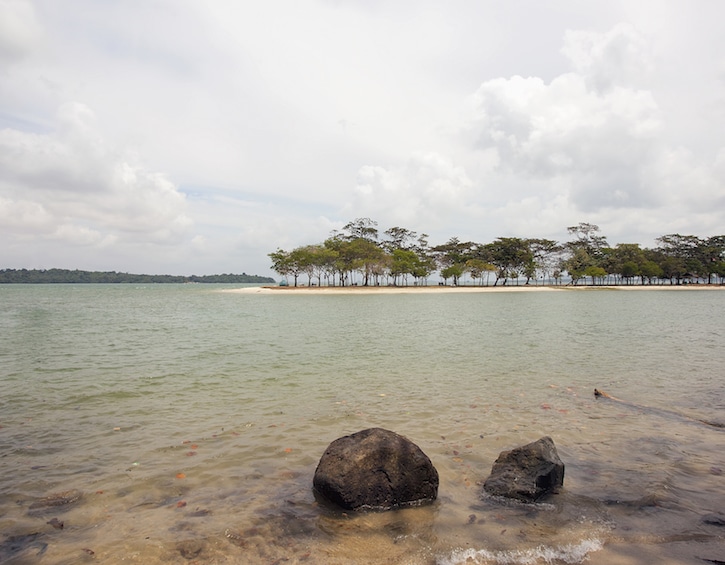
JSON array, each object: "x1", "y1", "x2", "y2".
[{"x1": 594, "y1": 389, "x2": 724, "y2": 430}]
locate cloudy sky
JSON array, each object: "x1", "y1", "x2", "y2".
[{"x1": 2, "y1": 1, "x2": 724, "y2": 277}]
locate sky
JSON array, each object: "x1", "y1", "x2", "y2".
[{"x1": 1, "y1": 1, "x2": 724, "y2": 277}]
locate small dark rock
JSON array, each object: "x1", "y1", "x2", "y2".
[
  {"x1": 46, "y1": 518, "x2": 64, "y2": 530},
  {"x1": 188, "y1": 508, "x2": 212, "y2": 517},
  {"x1": 702, "y1": 513, "x2": 725, "y2": 527},
  {"x1": 313, "y1": 427, "x2": 439, "y2": 511},
  {"x1": 483, "y1": 436, "x2": 564, "y2": 502},
  {"x1": 177, "y1": 539, "x2": 204, "y2": 560}
]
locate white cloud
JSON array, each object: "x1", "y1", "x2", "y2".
[
  {"x1": 0, "y1": 101, "x2": 192, "y2": 252},
  {"x1": 2, "y1": 3, "x2": 725, "y2": 275},
  {"x1": 469, "y1": 26, "x2": 664, "y2": 213},
  {"x1": 0, "y1": 0, "x2": 42, "y2": 65},
  {"x1": 346, "y1": 152, "x2": 474, "y2": 232},
  {"x1": 52, "y1": 223, "x2": 109, "y2": 247},
  {"x1": 340, "y1": 16, "x2": 725, "y2": 249},
  {"x1": 0, "y1": 196, "x2": 53, "y2": 233},
  {"x1": 562, "y1": 23, "x2": 654, "y2": 92}
]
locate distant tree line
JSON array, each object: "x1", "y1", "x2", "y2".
[
  {"x1": 269, "y1": 218, "x2": 725, "y2": 287},
  {"x1": 0, "y1": 269, "x2": 274, "y2": 284}
]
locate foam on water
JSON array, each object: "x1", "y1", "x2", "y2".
[{"x1": 439, "y1": 538, "x2": 604, "y2": 565}]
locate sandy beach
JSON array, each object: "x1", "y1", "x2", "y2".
[{"x1": 225, "y1": 284, "x2": 725, "y2": 295}]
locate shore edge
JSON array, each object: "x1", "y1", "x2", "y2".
[{"x1": 223, "y1": 284, "x2": 725, "y2": 295}]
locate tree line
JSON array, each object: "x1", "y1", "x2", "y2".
[
  {"x1": 0, "y1": 269, "x2": 274, "y2": 284},
  {"x1": 269, "y1": 219, "x2": 725, "y2": 287}
]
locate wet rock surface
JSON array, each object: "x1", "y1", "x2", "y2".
[
  {"x1": 313, "y1": 427, "x2": 439, "y2": 510},
  {"x1": 483, "y1": 436, "x2": 564, "y2": 502}
]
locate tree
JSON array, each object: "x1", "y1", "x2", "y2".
[
  {"x1": 383, "y1": 226, "x2": 418, "y2": 252},
  {"x1": 465, "y1": 258, "x2": 496, "y2": 286},
  {"x1": 607, "y1": 243, "x2": 645, "y2": 284},
  {"x1": 268, "y1": 249, "x2": 293, "y2": 284},
  {"x1": 528, "y1": 238, "x2": 561, "y2": 285},
  {"x1": 564, "y1": 223, "x2": 609, "y2": 284},
  {"x1": 0, "y1": 269, "x2": 274, "y2": 284},
  {"x1": 584, "y1": 265, "x2": 608, "y2": 285},
  {"x1": 324, "y1": 219, "x2": 389, "y2": 285},
  {"x1": 390, "y1": 249, "x2": 418, "y2": 285},
  {"x1": 567, "y1": 222, "x2": 608, "y2": 254},
  {"x1": 267, "y1": 247, "x2": 310, "y2": 287},
  {"x1": 619, "y1": 262, "x2": 639, "y2": 284},
  {"x1": 344, "y1": 237, "x2": 386, "y2": 286},
  {"x1": 699, "y1": 235, "x2": 725, "y2": 284},
  {"x1": 301, "y1": 244, "x2": 337, "y2": 286},
  {"x1": 341, "y1": 217, "x2": 379, "y2": 242},
  {"x1": 432, "y1": 238, "x2": 474, "y2": 285},
  {"x1": 270, "y1": 220, "x2": 720, "y2": 288},
  {"x1": 564, "y1": 248, "x2": 589, "y2": 285},
  {"x1": 411, "y1": 233, "x2": 435, "y2": 285},
  {"x1": 440, "y1": 264, "x2": 464, "y2": 286},
  {"x1": 484, "y1": 237, "x2": 533, "y2": 285},
  {"x1": 714, "y1": 258, "x2": 725, "y2": 284},
  {"x1": 656, "y1": 234, "x2": 700, "y2": 284},
  {"x1": 324, "y1": 236, "x2": 353, "y2": 286},
  {"x1": 639, "y1": 259, "x2": 663, "y2": 285},
  {"x1": 382, "y1": 226, "x2": 424, "y2": 285}
]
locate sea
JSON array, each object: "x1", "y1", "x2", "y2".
[{"x1": 0, "y1": 283, "x2": 723, "y2": 564}]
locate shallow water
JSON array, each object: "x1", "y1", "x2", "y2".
[{"x1": 0, "y1": 284, "x2": 723, "y2": 564}]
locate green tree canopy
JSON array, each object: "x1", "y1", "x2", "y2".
[{"x1": 267, "y1": 219, "x2": 725, "y2": 287}]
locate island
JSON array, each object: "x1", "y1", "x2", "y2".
[{"x1": 0, "y1": 269, "x2": 274, "y2": 284}]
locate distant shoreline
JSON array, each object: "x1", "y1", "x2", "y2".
[
  {"x1": 225, "y1": 284, "x2": 725, "y2": 295},
  {"x1": 0, "y1": 268, "x2": 274, "y2": 284}
]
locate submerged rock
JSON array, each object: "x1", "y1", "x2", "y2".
[
  {"x1": 28, "y1": 490, "x2": 82, "y2": 513},
  {"x1": 176, "y1": 539, "x2": 205, "y2": 560},
  {"x1": 0, "y1": 532, "x2": 46, "y2": 561},
  {"x1": 483, "y1": 436, "x2": 564, "y2": 502},
  {"x1": 313, "y1": 427, "x2": 439, "y2": 511}
]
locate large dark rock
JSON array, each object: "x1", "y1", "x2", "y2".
[
  {"x1": 313, "y1": 428, "x2": 439, "y2": 511},
  {"x1": 483, "y1": 436, "x2": 564, "y2": 502}
]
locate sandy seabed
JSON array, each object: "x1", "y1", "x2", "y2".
[{"x1": 224, "y1": 281, "x2": 725, "y2": 564}]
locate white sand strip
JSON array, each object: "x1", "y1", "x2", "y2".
[{"x1": 222, "y1": 284, "x2": 724, "y2": 294}]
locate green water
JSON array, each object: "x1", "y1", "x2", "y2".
[{"x1": 0, "y1": 284, "x2": 723, "y2": 564}]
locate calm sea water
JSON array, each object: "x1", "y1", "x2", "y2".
[{"x1": 0, "y1": 284, "x2": 723, "y2": 564}]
